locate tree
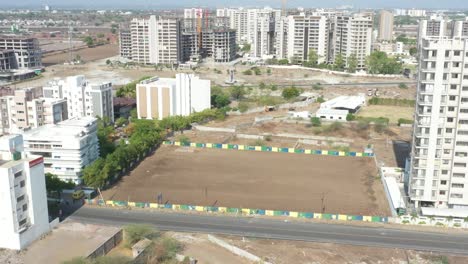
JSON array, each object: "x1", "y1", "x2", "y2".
[
  {"x1": 241, "y1": 43, "x2": 251, "y2": 52},
  {"x1": 409, "y1": 47, "x2": 417, "y2": 56},
  {"x1": 124, "y1": 224, "x2": 156, "y2": 247},
  {"x1": 399, "y1": 83, "x2": 408, "y2": 89},
  {"x1": 347, "y1": 53, "x2": 358, "y2": 73},
  {"x1": 303, "y1": 49, "x2": 318, "y2": 68},
  {"x1": 83, "y1": 36, "x2": 94, "y2": 47},
  {"x1": 281, "y1": 86, "x2": 300, "y2": 100},
  {"x1": 346, "y1": 113, "x2": 356, "y2": 121},
  {"x1": 45, "y1": 173, "x2": 75, "y2": 195},
  {"x1": 230, "y1": 85, "x2": 246, "y2": 100},
  {"x1": 106, "y1": 59, "x2": 111, "y2": 65},
  {"x1": 334, "y1": 53, "x2": 346, "y2": 71},
  {"x1": 278, "y1": 59, "x2": 289, "y2": 65},
  {"x1": 242, "y1": 69, "x2": 252, "y2": 75},
  {"x1": 366, "y1": 51, "x2": 402, "y2": 75},
  {"x1": 311, "y1": 117, "x2": 321, "y2": 127}
]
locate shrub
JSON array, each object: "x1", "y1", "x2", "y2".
[
  {"x1": 238, "y1": 102, "x2": 249, "y2": 113},
  {"x1": 346, "y1": 113, "x2": 356, "y2": 121},
  {"x1": 178, "y1": 135, "x2": 190, "y2": 145},
  {"x1": 324, "y1": 122, "x2": 343, "y2": 133},
  {"x1": 278, "y1": 58, "x2": 289, "y2": 65},
  {"x1": 266, "y1": 68, "x2": 272, "y2": 75},
  {"x1": 417, "y1": 221, "x2": 426, "y2": 225},
  {"x1": 243, "y1": 69, "x2": 252, "y2": 75},
  {"x1": 123, "y1": 224, "x2": 156, "y2": 247},
  {"x1": 312, "y1": 83, "x2": 323, "y2": 90},
  {"x1": 402, "y1": 220, "x2": 410, "y2": 224},
  {"x1": 374, "y1": 122, "x2": 388, "y2": 133},
  {"x1": 454, "y1": 223, "x2": 461, "y2": 227},
  {"x1": 264, "y1": 135, "x2": 272, "y2": 141},
  {"x1": 310, "y1": 117, "x2": 321, "y2": 127},
  {"x1": 435, "y1": 222, "x2": 445, "y2": 226},
  {"x1": 316, "y1": 96, "x2": 325, "y2": 103},
  {"x1": 398, "y1": 83, "x2": 408, "y2": 89},
  {"x1": 398, "y1": 118, "x2": 413, "y2": 126},
  {"x1": 282, "y1": 86, "x2": 300, "y2": 100}
]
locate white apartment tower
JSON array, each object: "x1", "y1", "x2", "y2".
[
  {"x1": 217, "y1": 8, "x2": 249, "y2": 43},
  {"x1": 286, "y1": 15, "x2": 329, "y2": 64},
  {"x1": 137, "y1": 74, "x2": 210, "y2": 120},
  {"x1": 0, "y1": 135, "x2": 49, "y2": 250},
  {"x1": 43, "y1": 75, "x2": 114, "y2": 122},
  {"x1": 379, "y1": 10, "x2": 394, "y2": 41},
  {"x1": 148, "y1": 16, "x2": 181, "y2": 65},
  {"x1": 409, "y1": 36, "x2": 468, "y2": 209},
  {"x1": 333, "y1": 13, "x2": 373, "y2": 70},
  {"x1": 248, "y1": 8, "x2": 281, "y2": 58},
  {"x1": 130, "y1": 18, "x2": 150, "y2": 64}
]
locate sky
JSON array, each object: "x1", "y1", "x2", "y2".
[{"x1": 2, "y1": 0, "x2": 468, "y2": 9}]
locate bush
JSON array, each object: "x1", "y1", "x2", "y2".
[
  {"x1": 281, "y1": 86, "x2": 301, "y2": 100},
  {"x1": 346, "y1": 113, "x2": 356, "y2": 121},
  {"x1": 368, "y1": 97, "x2": 415, "y2": 107},
  {"x1": 316, "y1": 96, "x2": 325, "y2": 103},
  {"x1": 264, "y1": 135, "x2": 272, "y2": 141},
  {"x1": 251, "y1": 67, "x2": 261, "y2": 75},
  {"x1": 278, "y1": 58, "x2": 289, "y2": 65},
  {"x1": 417, "y1": 221, "x2": 426, "y2": 225},
  {"x1": 310, "y1": 117, "x2": 321, "y2": 127},
  {"x1": 238, "y1": 102, "x2": 249, "y2": 113},
  {"x1": 243, "y1": 69, "x2": 252, "y2": 75},
  {"x1": 266, "y1": 68, "x2": 272, "y2": 74},
  {"x1": 324, "y1": 122, "x2": 343, "y2": 133},
  {"x1": 178, "y1": 135, "x2": 190, "y2": 145},
  {"x1": 398, "y1": 118, "x2": 413, "y2": 126},
  {"x1": 402, "y1": 220, "x2": 410, "y2": 224},
  {"x1": 374, "y1": 122, "x2": 388, "y2": 134},
  {"x1": 124, "y1": 224, "x2": 156, "y2": 247},
  {"x1": 312, "y1": 83, "x2": 323, "y2": 90},
  {"x1": 398, "y1": 83, "x2": 408, "y2": 89},
  {"x1": 356, "y1": 120, "x2": 370, "y2": 131}
]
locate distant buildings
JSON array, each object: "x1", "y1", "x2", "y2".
[
  {"x1": 379, "y1": 10, "x2": 394, "y2": 41},
  {"x1": 136, "y1": 73, "x2": 210, "y2": 120},
  {"x1": 0, "y1": 134, "x2": 49, "y2": 250},
  {"x1": 407, "y1": 34, "x2": 468, "y2": 209},
  {"x1": 22, "y1": 117, "x2": 99, "y2": 184},
  {"x1": 43, "y1": 75, "x2": 114, "y2": 122},
  {"x1": 122, "y1": 15, "x2": 236, "y2": 64},
  {"x1": 0, "y1": 86, "x2": 68, "y2": 135},
  {"x1": 418, "y1": 19, "x2": 468, "y2": 47}
]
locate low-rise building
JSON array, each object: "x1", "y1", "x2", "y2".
[
  {"x1": 316, "y1": 95, "x2": 365, "y2": 121},
  {"x1": 137, "y1": 73, "x2": 210, "y2": 120},
  {"x1": 0, "y1": 35, "x2": 42, "y2": 69},
  {"x1": 22, "y1": 117, "x2": 99, "y2": 184},
  {"x1": 0, "y1": 134, "x2": 50, "y2": 250}
]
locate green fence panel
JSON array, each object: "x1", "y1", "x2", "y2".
[
  {"x1": 114, "y1": 201, "x2": 127, "y2": 207},
  {"x1": 261, "y1": 146, "x2": 272, "y2": 152},
  {"x1": 349, "y1": 152, "x2": 356, "y2": 156},
  {"x1": 281, "y1": 148, "x2": 289, "y2": 153},
  {"x1": 321, "y1": 213, "x2": 332, "y2": 219},
  {"x1": 294, "y1": 149, "x2": 304, "y2": 154},
  {"x1": 214, "y1": 143, "x2": 222, "y2": 148},
  {"x1": 206, "y1": 206, "x2": 218, "y2": 212},
  {"x1": 314, "y1": 150, "x2": 322, "y2": 155},
  {"x1": 256, "y1": 209, "x2": 266, "y2": 215},
  {"x1": 227, "y1": 208, "x2": 239, "y2": 213},
  {"x1": 163, "y1": 141, "x2": 172, "y2": 145},
  {"x1": 196, "y1": 143, "x2": 205, "y2": 148},
  {"x1": 298, "y1": 212, "x2": 313, "y2": 218},
  {"x1": 352, "y1": 215, "x2": 363, "y2": 221},
  {"x1": 371, "y1": 216, "x2": 381, "y2": 222},
  {"x1": 180, "y1": 205, "x2": 190, "y2": 210}
]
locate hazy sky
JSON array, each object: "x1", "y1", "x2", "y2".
[{"x1": 3, "y1": 0, "x2": 468, "y2": 9}]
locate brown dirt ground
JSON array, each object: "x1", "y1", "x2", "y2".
[
  {"x1": 103, "y1": 146, "x2": 390, "y2": 216},
  {"x1": 42, "y1": 44, "x2": 119, "y2": 66}
]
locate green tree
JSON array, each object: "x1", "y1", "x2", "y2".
[
  {"x1": 242, "y1": 69, "x2": 252, "y2": 75},
  {"x1": 311, "y1": 117, "x2": 321, "y2": 127},
  {"x1": 347, "y1": 53, "x2": 358, "y2": 73},
  {"x1": 303, "y1": 49, "x2": 318, "y2": 68},
  {"x1": 409, "y1": 47, "x2": 417, "y2": 56},
  {"x1": 282, "y1": 86, "x2": 300, "y2": 100},
  {"x1": 45, "y1": 173, "x2": 75, "y2": 195},
  {"x1": 334, "y1": 53, "x2": 346, "y2": 71},
  {"x1": 83, "y1": 36, "x2": 94, "y2": 47},
  {"x1": 230, "y1": 85, "x2": 246, "y2": 100},
  {"x1": 366, "y1": 51, "x2": 402, "y2": 74},
  {"x1": 97, "y1": 117, "x2": 115, "y2": 158},
  {"x1": 214, "y1": 94, "x2": 231, "y2": 108},
  {"x1": 346, "y1": 113, "x2": 356, "y2": 121},
  {"x1": 123, "y1": 224, "x2": 156, "y2": 247},
  {"x1": 241, "y1": 43, "x2": 251, "y2": 52},
  {"x1": 278, "y1": 58, "x2": 289, "y2": 65}
]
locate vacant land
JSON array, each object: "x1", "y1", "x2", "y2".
[
  {"x1": 358, "y1": 105, "x2": 414, "y2": 124},
  {"x1": 42, "y1": 44, "x2": 118, "y2": 66},
  {"x1": 103, "y1": 146, "x2": 389, "y2": 216}
]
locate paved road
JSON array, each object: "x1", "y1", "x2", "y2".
[
  {"x1": 72, "y1": 207, "x2": 468, "y2": 255},
  {"x1": 241, "y1": 81, "x2": 417, "y2": 88}
]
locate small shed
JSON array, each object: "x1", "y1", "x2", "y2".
[{"x1": 132, "y1": 238, "x2": 152, "y2": 258}]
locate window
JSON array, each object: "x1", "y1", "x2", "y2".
[
  {"x1": 454, "y1": 50, "x2": 461, "y2": 56},
  {"x1": 22, "y1": 204, "x2": 27, "y2": 212},
  {"x1": 448, "y1": 107, "x2": 455, "y2": 112},
  {"x1": 18, "y1": 218, "x2": 27, "y2": 226},
  {"x1": 459, "y1": 120, "x2": 468, "y2": 125},
  {"x1": 447, "y1": 117, "x2": 454, "y2": 122},
  {"x1": 451, "y1": 84, "x2": 458, "y2": 90},
  {"x1": 456, "y1": 152, "x2": 468, "y2": 157},
  {"x1": 452, "y1": 183, "x2": 464, "y2": 188},
  {"x1": 451, "y1": 193, "x2": 463, "y2": 199},
  {"x1": 446, "y1": 128, "x2": 453, "y2": 133},
  {"x1": 463, "y1": 86, "x2": 468, "y2": 91},
  {"x1": 461, "y1": 109, "x2": 468, "y2": 113},
  {"x1": 454, "y1": 162, "x2": 466, "y2": 167},
  {"x1": 439, "y1": 191, "x2": 446, "y2": 195},
  {"x1": 452, "y1": 73, "x2": 459, "y2": 79},
  {"x1": 458, "y1": 130, "x2": 468, "y2": 135},
  {"x1": 444, "y1": 138, "x2": 452, "y2": 144},
  {"x1": 453, "y1": 173, "x2": 465, "y2": 178},
  {"x1": 17, "y1": 195, "x2": 25, "y2": 202},
  {"x1": 449, "y1": 95, "x2": 457, "y2": 101},
  {"x1": 20, "y1": 180, "x2": 25, "y2": 188},
  {"x1": 441, "y1": 180, "x2": 447, "y2": 185},
  {"x1": 14, "y1": 171, "x2": 22, "y2": 178}
]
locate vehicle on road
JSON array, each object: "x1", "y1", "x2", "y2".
[{"x1": 72, "y1": 190, "x2": 84, "y2": 200}]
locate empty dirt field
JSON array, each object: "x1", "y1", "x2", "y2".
[{"x1": 103, "y1": 145, "x2": 390, "y2": 216}]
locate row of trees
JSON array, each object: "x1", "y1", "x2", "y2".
[
  {"x1": 267, "y1": 49, "x2": 402, "y2": 75},
  {"x1": 82, "y1": 109, "x2": 226, "y2": 189},
  {"x1": 116, "y1": 76, "x2": 152, "y2": 98}
]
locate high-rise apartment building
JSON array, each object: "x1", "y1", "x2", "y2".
[
  {"x1": 0, "y1": 134, "x2": 49, "y2": 250},
  {"x1": 184, "y1": 8, "x2": 203, "y2": 19},
  {"x1": 285, "y1": 15, "x2": 329, "y2": 64},
  {"x1": 408, "y1": 36, "x2": 468, "y2": 209},
  {"x1": 22, "y1": 117, "x2": 99, "y2": 184},
  {"x1": 379, "y1": 10, "x2": 394, "y2": 41},
  {"x1": 119, "y1": 29, "x2": 132, "y2": 60},
  {"x1": 43, "y1": 75, "x2": 114, "y2": 122},
  {"x1": 217, "y1": 8, "x2": 249, "y2": 43},
  {"x1": 130, "y1": 18, "x2": 150, "y2": 64},
  {"x1": 0, "y1": 87, "x2": 68, "y2": 135},
  {"x1": 333, "y1": 13, "x2": 373, "y2": 70},
  {"x1": 136, "y1": 74, "x2": 210, "y2": 120}
]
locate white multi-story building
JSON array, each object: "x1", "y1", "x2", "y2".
[
  {"x1": 0, "y1": 135, "x2": 49, "y2": 250},
  {"x1": 285, "y1": 15, "x2": 329, "y2": 64},
  {"x1": 379, "y1": 10, "x2": 394, "y2": 41},
  {"x1": 248, "y1": 8, "x2": 282, "y2": 58},
  {"x1": 130, "y1": 17, "x2": 150, "y2": 64},
  {"x1": 0, "y1": 35, "x2": 42, "y2": 69},
  {"x1": 217, "y1": 8, "x2": 249, "y2": 43},
  {"x1": 184, "y1": 8, "x2": 203, "y2": 19},
  {"x1": 0, "y1": 87, "x2": 68, "y2": 135},
  {"x1": 136, "y1": 73, "x2": 210, "y2": 120},
  {"x1": 408, "y1": 36, "x2": 468, "y2": 209},
  {"x1": 43, "y1": 75, "x2": 114, "y2": 122},
  {"x1": 333, "y1": 13, "x2": 373, "y2": 70},
  {"x1": 22, "y1": 117, "x2": 99, "y2": 184},
  {"x1": 407, "y1": 9, "x2": 426, "y2": 17}
]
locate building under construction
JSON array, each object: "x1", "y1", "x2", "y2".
[{"x1": 182, "y1": 27, "x2": 236, "y2": 63}]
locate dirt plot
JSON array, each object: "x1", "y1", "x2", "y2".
[
  {"x1": 42, "y1": 44, "x2": 118, "y2": 66},
  {"x1": 103, "y1": 146, "x2": 390, "y2": 216}
]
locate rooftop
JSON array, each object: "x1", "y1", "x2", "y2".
[
  {"x1": 320, "y1": 95, "x2": 365, "y2": 110},
  {"x1": 22, "y1": 117, "x2": 97, "y2": 140}
]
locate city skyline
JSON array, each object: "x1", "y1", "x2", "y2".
[{"x1": 4, "y1": 0, "x2": 468, "y2": 9}]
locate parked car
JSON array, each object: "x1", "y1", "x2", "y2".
[{"x1": 72, "y1": 190, "x2": 85, "y2": 200}]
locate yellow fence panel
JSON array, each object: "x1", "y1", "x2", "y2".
[
  {"x1": 356, "y1": 152, "x2": 363, "y2": 157},
  {"x1": 238, "y1": 145, "x2": 245, "y2": 150},
  {"x1": 206, "y1": 143, "x2": 213, "y2": 148},
  {"x1": 339, "y1": 151, "x2": 345, "y2": 156},
  {"x1": 172, "y1": 204, "x2": 181, "y2": 210},
  {"x1": 195, "y1": 206, "x2": 205, "y2": 212},
  {"x1": 242, "y1": 208, "x2": 250, "y2": 214},
  {"x1": 255, "y1": 146, "x2": 262, "y2": 151},
  {"x1": 128, "y1": 202, "x2": 136, "y2": 207},
  {"x1": 218, "y1": 207, "x2": 227, "y2": 213},
  {"x1": 149, "y1": 203, "x2": 159, "y2": 208},
  {"x1": 338, "y1": 214, "x2": 348, "y2": 221},
  {"x1": 313, "y1": 213, "x2": 322, "y2": 219},
  {"x1": 266, "y1": 210, "x2": 274, "y2": 216},
  {"x1": 305, "y1": 149, "x2": 312, "y2": 154},
  {"x1": 289, "y1": 212, "x2": 298, "y2": 218},
  {"x1": 363, "y1": 216, "x2": 372, "y2": 222},
  {"x1": 222, "y1": 144, "x2": 228, "y2": 149},
  {"x1": 321, "y1": 150, "x2": 328, "y2": 155},
  {"x1": 174, "y1": 141, "x2": 181, "y2": 146},
  {"x1": 272, "y1": 147, "x2": 279, "y2": 152}
]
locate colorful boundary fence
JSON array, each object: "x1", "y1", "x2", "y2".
[
  {"x1": 85, "y1": 199, "x2": 388, "y2": 223},
  {"x1": 163, "y1": 141, "x2": 374, "y2": 158}
]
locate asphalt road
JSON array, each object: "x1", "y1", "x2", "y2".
[{"x1": 72, "y1": 207, "x2": 468, "y2": 255}]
